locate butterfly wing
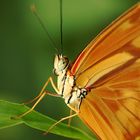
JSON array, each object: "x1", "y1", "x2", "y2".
[
  {"x1": 69, "y1": 3, "x2": 140, "y2": 140},
  {"x1": 79, "y1": 59, "x2": 140, "y2": 140},
  {"x1": 71, "y1": 4, "x2": 140, "y2": 88}
]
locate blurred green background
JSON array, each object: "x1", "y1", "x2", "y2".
[{"x1": 0, "y1": 0, "x2": 139, "y2": 139}]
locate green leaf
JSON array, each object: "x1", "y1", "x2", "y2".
[{"x1": 0, "y1": 100, "x2": 95, "y2": 140}]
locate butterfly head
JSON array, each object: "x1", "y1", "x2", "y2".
[{"x1": 53, "y1": 54, "x2": 69, "y2": 76}]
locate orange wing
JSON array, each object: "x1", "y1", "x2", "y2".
[
  {"x1": 71, "y1": 4, "x2": 140, "y2": 88},
  {"x1": 70, "y1": 3, "x2": 140, "y2": 140},
  {"x1": 79, "y1": 59, "x2": 140, "y2": 140}
]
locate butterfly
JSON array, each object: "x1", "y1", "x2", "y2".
[{"x1": 17, "y1": 3, "x2": 140, "y2": 140}]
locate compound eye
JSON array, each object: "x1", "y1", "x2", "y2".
[{"x1": 53, "y1": 68, "x2": 59, "y2": 76}]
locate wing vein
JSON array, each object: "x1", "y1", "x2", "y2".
[{"x1": 118, "y1": 99, "x2": 140, "y2": 122}]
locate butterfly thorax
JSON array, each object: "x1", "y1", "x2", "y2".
[{"x1": 54, "y1": 54, "x2": 87, "y2": 112}]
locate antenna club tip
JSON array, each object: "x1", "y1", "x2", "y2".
[{"x1": 30, "y1": 4, "x2": 36, "y2": 13}]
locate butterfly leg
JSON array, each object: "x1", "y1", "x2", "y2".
[
  {"x1": 12, "y1": 77, "x2": 59, "y2": 119},
  {"x1": 23, "y1": 76, "x2": 59, "y2": 105},
  {"x1": 44, "y1": 113, "x2": 78, "y2": 135},
  {"x1": 13, "y1": 90, "x2": 60, "y2": 119},
  {"x1": 68, "y1": 109, "x2": 73, "y2": 126}
]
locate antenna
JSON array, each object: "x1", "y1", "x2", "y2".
[
  {"x1": 60, "y1": 0, "x2": 63, "y2": 54},
  {"x1": 31, "y1": 4, "x2": 59, "y2": 53}
]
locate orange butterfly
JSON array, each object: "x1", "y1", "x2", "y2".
[{"x1": 18, "y1": 3, "x2": 140, "y2": 140}]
